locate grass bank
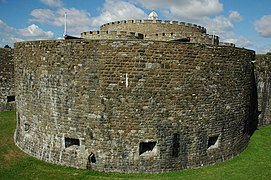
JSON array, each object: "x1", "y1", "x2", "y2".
[{"x1": 0, "y1": 111, "x2": 270, "y2": 180}]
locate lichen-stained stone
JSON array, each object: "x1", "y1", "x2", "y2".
[
  {"x1": 0, "y1": 47, "x2": 15, "y2": 111},
  {"x1": 14, "y1": 39, "x2": 257, "y2": 173},
  {"x1": 255, "y1": 55, "x2": 271, "y2": 126},
  {"x1": 82, "y1": 20, "x2": 219, "y2": 45}
]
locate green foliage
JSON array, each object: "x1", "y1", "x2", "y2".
[{"x1": 0, "y1": 111, "x2": 271, "y2": 180}]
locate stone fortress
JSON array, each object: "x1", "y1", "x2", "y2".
[
  {"x1": 81, "y1": 11, "x2": 219, "y2": 45},
  {"x1": 0, "y1": 47, "x2": 15, "y2": 111},
  {"x1": 0, "y1": 11, "x2": 270, "y2": 173}
]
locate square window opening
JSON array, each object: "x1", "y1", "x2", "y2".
[
  {"x1": 7, "y1": 95, "x2": 15, "y2": 102},
  {"x1": 139, "y1": 141, "x2": 156, "y2": 155},
  {"x1": 207, "y1": 135, "x2": 220, "y2": 150},
  {"x1": 65, "y1": 137, "x2": 80, "y2": 148}
]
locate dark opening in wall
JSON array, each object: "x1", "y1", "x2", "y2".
[
  {"x1": 138, "y1": 33, "x2": 144, "y2": 39},
  {"x1": 172, "y1": 133, "x2": 180, "y2": 157},
  {"x1": 88, "y1": 152, "x2": 96, "y2": 163},
  {"x1": 24, "y1": 123, "x2": 30, "y2": 131},
  {"x1": 7, "y1": 95, "x2": 15, "y2": 102},
  {"x1": 207, "y1": 135, "x2": 219, "y2": 149},
  {"x1": 87, "y1": 152, "x2": 96, "y2": 169},
  {"x1": 65, "y1": 137, "x2": 80, "y2": 148},
  {"x1": 139, "y1": 141, "x2": 156, "y2": 155}
]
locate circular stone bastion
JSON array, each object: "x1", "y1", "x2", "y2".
[{"x1": 14, "y1": 39, "x2": 257, "y2": 173}]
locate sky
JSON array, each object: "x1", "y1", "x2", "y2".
[{"x1": 0, "y1": 0, "x2": 270, "y2": 54}]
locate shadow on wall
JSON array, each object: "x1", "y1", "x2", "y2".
[{"x1": 246, "y1": 62, "x2": 259, "y2": 136}]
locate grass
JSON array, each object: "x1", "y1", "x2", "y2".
[{"x1": 0, "y1": 111, "x2": 271, "y2": 180}]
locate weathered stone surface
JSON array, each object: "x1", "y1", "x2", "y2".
[
  {"x1": 14, "y1": 39, "x2": 257, "y2": 173},
  {"x1": 82, "y1": 20, "x2": 219, "y2": 44},
  {"x1": 255, "y1": 55, "x2": 271, "y2": 126},
  {"x1": 0, "y1": 47, "x2": 15, "y2": 111}
]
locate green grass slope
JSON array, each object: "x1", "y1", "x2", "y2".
[{"x1": 0, "y1": 111, "x2": 270, "y2": 180}]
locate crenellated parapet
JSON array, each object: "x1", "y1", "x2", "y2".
[
  {"x1": 81, "y1": 19, "x2": 218, "y2": 44},
  {"x1": 219, "y1": 42, "x2": 236, "y2": 47},
  {"x1": 144, "y1": 32, "x2": 219, "y2": 45},
  {"x1": 100, "y1": 19, "x2": 207, "y2": 34},
  {"x1": 81, "y1": 30, "x2": 144, "y2": 40}
]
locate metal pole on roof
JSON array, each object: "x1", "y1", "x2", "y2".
[{"x1": 63, "y1": 12, "x2": 67, "y2": 37}]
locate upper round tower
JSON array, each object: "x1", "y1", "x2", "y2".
[{"x1": 81, "y1": 11, "x2": 219, "y2": 44}]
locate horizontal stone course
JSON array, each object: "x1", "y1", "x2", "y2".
[
  {"x1": 0, "y1": 47, "x2": 15, "y2": 111},
  {"x1": 81, "y1": 19, "x2": 217, "y2": 44},
  {"x1": 255, "y1": 55, "x2": 271, "y2": 126},
  {"x1": 14, "y1": 39, "x2": 256, "y2": 173}
]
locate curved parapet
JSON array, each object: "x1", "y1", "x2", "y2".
[
  {"x1": 100, "y1": 19, "x2": 207, "y2": 34},
  {"x1": 81, "y1": 30, "x2": 144, "y2": 40},
  {"x1": 14, "y1": 39, "x2": 256, "y2": 173},
  {"x1": 144, "y1": 32, "x2": 219, "y2": 45},
  {"x1": 82, "y1": 20, "x2": 217, "y2": 44}
]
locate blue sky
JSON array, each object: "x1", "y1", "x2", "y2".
[{"x1": 0, "y1": 0, "x2": 270, "y2": 54}]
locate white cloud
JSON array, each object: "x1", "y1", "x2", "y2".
[
  {"x1": 30, "y1": 9, "x2": 57, "y2": 25},
  {"x1": 0, "y1": 19, "x2": 54, "y2": 45},
  {"x1": 197, "y1": 15, "x2": 253, "y2": 49},
  {"x1": 30, "y1": 0, "x2": 148, "y2": 34},
  {"x1": 222, "y1": 33, "x2": 253, "y2": 48},
  {"x1": 30, "y1": 8, "x2": 93, "y2": 35},
  {"x1": 0, "y1": 19, "x2": 17, "y2": 33},
  {"x1": 255, "y1": 44, "x2": 271, "y2": 54},
  {"x1": 135, "y1": 0, "x2": 223, "y2": 21},
  {"x1": 201, "y1": 16, "x2": 234, "y2": 35},
  {"x1": 41, "y1": 0, "x2": 63, "y2": 7},
  {"x1": 18, "y1": 24, "x2": 54, "y2": 39},
  {"x1": 229, "y1": 11, "x2": 243, "y2": 22},
  {"x1": 91, "y1": 0, "x2": 148, "y2": 27},
  {"x1": 254, "y1": 15, "x2": 271, "y2": 38}
]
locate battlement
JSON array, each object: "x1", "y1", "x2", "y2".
[
  {"x1": 219, "y1": 42, "x2": 236, "y2": 47},
  {"x1": 81, "y1": 19, "x2": 219, "y2": 44},
  {"x1": 81, "y1": 30, "x2": 144, "y2": 40},
  {"x1": 81, "y1": 29, "x2": 219, "y2": 45},
  {"x1": 100, "y1": 19, "x2": 207, "y2": 34},
  {"x1": 144, "y1": 32, "x2": 219, "y2": 45}
]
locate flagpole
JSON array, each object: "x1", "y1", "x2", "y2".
[{"x1": 63, "y1": 12, "x2": 67, "y2": 37}]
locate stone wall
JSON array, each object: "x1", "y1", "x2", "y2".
[
  {"x1": 81, "y1": 30, "x2": 144, "y2": 40},
  {"x1": 100, "y1": 20, "x2": 207, "y2": 34},
  {"x1": 83, "y1": 19, "x2": 219, "y2": 44},
  {"x1": 255, "y1": 54, "x2": 271, "y2": 126},
  {"x1": 14, "y1": 40, "x2": 257, "y2": 173},
  {"x1": 0, "y1": 47, "x2": 15, "y2": 111}
]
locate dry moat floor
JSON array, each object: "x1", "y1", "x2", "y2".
[{"x1": 0, "y1": 111, "x2": 271, "y2": 180}]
